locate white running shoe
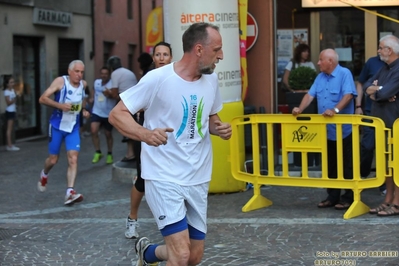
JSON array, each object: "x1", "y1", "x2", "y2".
[
  {"x1": 37, "y1": 176, "x2": 47, "y2": 192},
  {"x1": 64, "y1": 190, "x2": 83, "y2": 205},
  {"x1": 135, "y1": 237, "x2": 153, "y2": 266},
  {"x1": 6, "y1": 145, "x2": 20, "y2": 151},
  {"x1": 125, "y1": 217, "x2": 139, "y2": 239}
]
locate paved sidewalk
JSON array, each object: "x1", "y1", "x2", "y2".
[{"x1": 0, "y1": 133, "x2": 398, "y2": 266}]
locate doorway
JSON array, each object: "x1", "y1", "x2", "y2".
[{"x1": 13, "y1": 36, "x2": 43, "y2": 139}]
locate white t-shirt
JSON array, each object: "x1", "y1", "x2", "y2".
[
  {"x1": 111, "y1": 67, "x2": 138, "y2": 93},
  {"x1": 92, "y1": 78, "x2": 116, "y2": 118},
  {"x1": 285, "y1": 61, "x2": 316, "y2": 71},
  {"x1": 4, "y1": 89, "x2": 16, "y2": 112},
  {"x1": 120, "y1": 63, "x2": 223, "y2": 186}
]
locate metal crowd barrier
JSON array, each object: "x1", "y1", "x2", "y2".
[{"x1": 230, "y1": 114, "x2": 390, "y2": 219}]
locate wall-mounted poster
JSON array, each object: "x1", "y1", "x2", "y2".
[{"x1": 294, "y1": 29, "x2": 308, "y2": 46}]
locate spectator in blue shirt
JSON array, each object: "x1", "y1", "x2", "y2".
[{"x1": 292, "y1": 49, "x2": 357, "y2": 210}]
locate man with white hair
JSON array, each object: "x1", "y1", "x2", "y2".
[
  {"x1": 364, "y1": 35, "x2": 399, "y2": 216},
  {"x1": 38, "y1": 60, "x2": 90, "y2": 205},
  {"x1": 292, "y1": 49, "x2": 357, "y2": 210}
]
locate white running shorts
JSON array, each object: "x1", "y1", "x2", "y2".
[{"x1": 144, "y1": 180, "x2": 209, "y2": 233}]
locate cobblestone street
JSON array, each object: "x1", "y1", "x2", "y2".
[{"x1": 1, "y1": 133, "x2": 398, "y2": 265}]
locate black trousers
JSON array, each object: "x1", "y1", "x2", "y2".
[{"x1": 326, "y1": 134, "x2": 354, "y2": 203}]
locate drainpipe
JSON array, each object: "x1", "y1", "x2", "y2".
[
  {"x1": 90, "y1": 0, "x2": 95, "y2": 60},
  {"x1": 138, "y1": 0, "x2": 143, "y2": 53}
]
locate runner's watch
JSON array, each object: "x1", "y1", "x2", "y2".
[{"x1": 334, "y1": 107, "x2": 340, "y2": 114}]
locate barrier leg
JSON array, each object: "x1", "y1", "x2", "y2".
[
  {"x1": 242, "y1": 184, "x2": 273, "y2": 212},
  {"x1": 343, "y1": 189, "x2": 369, "y2": 219}
]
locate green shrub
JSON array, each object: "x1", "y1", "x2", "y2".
[{"x1": 288, "y1": 66, "x2": 317, "y2": 91}]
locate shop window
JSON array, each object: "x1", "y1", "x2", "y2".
[
  {"x1": 319, "y1": 9, "x2": 365, "y2": 77},
  {"x1": 127, "y1": 0, "x2": 133, "y2": 19},
  {"x1": 128, "y1": 44, "x2": 136, "y2": 71},
  {"x1": 103, "y1": 41, "x2": 114, "y2": 66},
  {"x1": 377, "y1": 9, "x2": 399, "y2": 39}
]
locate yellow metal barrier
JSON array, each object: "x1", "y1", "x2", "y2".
[
  {"x1": 230, "y1": 114, "x2": 390, "y2": 219},
  {"x1": 393, "y1": 119, "x2": 399, "y2": 185}
]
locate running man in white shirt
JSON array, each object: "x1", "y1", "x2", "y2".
[
  {"x1": 90, "y1": 66, "x2": 117, "y2": 164},
  {"x1": 109, "y1": 22, "x2": 232, "y2": 266},
  {"x1": 38, "y1": 60, "x2": 90, "y2": 206}
]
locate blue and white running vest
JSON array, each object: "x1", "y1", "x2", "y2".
[{"x1": 49, "y1": 76, "x2": 85, "y2": 133}]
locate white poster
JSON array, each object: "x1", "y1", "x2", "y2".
[
  {"x1": 163, "y1": 0, "x2": 241, "y2": 103},
  {"x1": 277, "y1": 29, "x2": 294, "y2": 58}
]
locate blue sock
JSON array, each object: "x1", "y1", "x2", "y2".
[{"x1": 144, "y1": 244, "x2": 160, "y2": 263}]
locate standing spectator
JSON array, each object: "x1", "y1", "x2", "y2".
[
  {"x1": 105, "y1": 56, "x2": 138, "y2": 162},
  {"x1": 292, "y1": 49, "x2": 357, "y2": 210},
  {"x1": 91, "y1": 66, "x2": 117, "y2": 164},
  {"x1": 125, "y1": 42, "x2": 172, "y2": 239},
  {"x1": 355, "y1": 55, "x2": 386, "y2": 194},
  {"x1": 3, "y1": 75, "x2": 20, "y2": 151},
  {"x1": 109, "y1": 23, "x2": 232, "y2": 265},
  {"x1": 364, "y1": 35, "x2": 399, "y2": 216},
  {"x1": 282, "y1": 43, "x2": 316, "y2": 92},
  {"x1": 37, "y1": 60, "x2": 90, "y2": 205}
]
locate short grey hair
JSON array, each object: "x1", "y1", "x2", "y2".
[
  {"x1": 380, "y1": 35, "x2": 399, "y2": 55},
  {"x1": 69, "y1": 60, "x2": 85, "y2": 70}
]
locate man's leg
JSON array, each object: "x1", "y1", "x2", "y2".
[
  {"x1": 66, "y1": 150, "x2": 79, "y2": 188},
  {"x1": 161, "y1": 230, "x2": 204, "y2": 265},
  {"x1": 125, "y1": 139, "x2": 143, "y2": 239},
  {"x1": 102, "y1": 117, "x2": 114, "y2": 164},
  {"x1": 125, "y1": 184, "x2": 144, "y2": 239},
  {"x1": 136, "y1": 223, "x2": 205, "y2": 265},
  {"x1": 91, "y1": 121, "x2": 101, "y2": 151},
  {"x1": 38, "y1": 125, "x2": 62, "y2": 192},
  {"x1": 360, "y1": 125, "x2": 375, "y2": 177},
  {"x1": 338, "y1": 134, "x2": 354, "y2": 206},
  {"x1": 129, "y1": 183, "x2": 144, "y2": 220},
  {"x1": 126, "y1": 140, "x2": 135, "y2": 160},
  {"x1": 104, "y1": 129, "x2": 113, "y2": 154},
  {"x1": 319, "y1": 139, "x2": 340, "y2": 206},
  {"x1": 64, "y1": 130, "x2": 83, "y2": 205},
  {"x1": 91, "y1": 115, "x2": 103, "y2": 163}
]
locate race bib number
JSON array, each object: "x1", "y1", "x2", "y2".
[{"x1": 69, "y1": 102, "x2": 82, "y2": 114}]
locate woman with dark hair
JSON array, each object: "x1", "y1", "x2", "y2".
[
  {"x1": 137, "y1": 52, "x2": 153, "y2": 77},
  {"x1": 282, "y1": 43, "x2": 316, "y2": 92},
  {"x1": 125, "y1": 41, "x2": 173, "y2": 239},
  {"x1": 125, "y1": 42, "x2": 173, "y2": 238},
  {"x1": 3, "y1": 75, "x2": 20, "y2": 151}
]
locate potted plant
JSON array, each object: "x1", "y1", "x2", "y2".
[
  {"x1": 285, "y1": 66, "x2": 317, "y2": 110},
  {"x1": 288, "y1": 66, "x2": 317, "y2": 92}
]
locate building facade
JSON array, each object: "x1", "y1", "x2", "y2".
[
  {"x1": 0, "y1": 0, "x2": 163, "y2": 145},
  {"x1": 1, "y1": 0, "x2": 398, "y2": 145},
  {"x1": 0, "y1": 0, "x2": 93, "y2": 144},
  {"x1": 92, "y1": 0, "x2": 163, "y2": 79},
  {"x1": 242, "y1": 0, "x2": 399, "y2": 113}
]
